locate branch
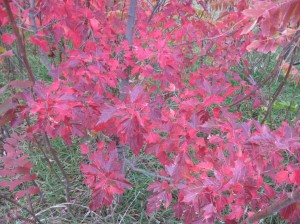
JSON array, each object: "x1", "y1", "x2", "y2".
[
  {"x1": 0, "y1": 194, "x2": 42, "y2": 224},
  {"x1": 148, "y1": 0, "x2": 166, "y2": 23},
  {"x1": 125, "y1": 0, "x2": 138, "y2": 46},
  {"x1": 242, "y1": 188, "x2": 300, "y2": 224},
  {"x1": 261, "y1": 47, "x2": 297, "y2": 124},
  {"x1": 124, "y1": 159, "x2": 172, "y2": 181},
  {"x1": 29, "y1": 0, "x2": 53, "y2": 73},
  {"x1": 3, "y1": 0, "x2": 35, "y2": 83},
  {"x1": 43, "y1": 134, "x2": 71, "y2": 203},
  {"x1": 228, "y1": 30, "x2": 300, "y2": 107}
]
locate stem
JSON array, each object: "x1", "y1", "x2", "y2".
[
  {"x1": 29, "y1": 0, "x2": 53, "y2": 73},
  {"x1": 124, "y1": 159, "x2": 172, "y2": 181},
  {"x1": 148, "y1": 0, "x2": 165, "y2": 23},
  {"x1": 242, "y1": 188, "x2": 300, "y2": 224},
  {"x1": 0, "y1": 194, "x2": 42, "y2": 224},
  {"x1": 284, "y1": 83, "x2": 299, "y2": 123},
  {"x1": 261, "y1": 47, "x2": 296, "y2": 124},
  {"x1": 3, "y1": 0, "x2": 35, "y2": 82},
  {"x1": 43, "y1": 134, "x2": 71, "y2": 203},
  {"x1": 228, "y1": 30, "x2": 300, "y2": 108},
  {"x1": 33, "y1": 135, "x2": 63, "y2": 183}
]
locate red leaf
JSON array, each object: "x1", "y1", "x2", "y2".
[
  {"x1": 2, "y1": 33, "x2": 16, "y2": 45},
  {"x1": 147, "y1": 181, "x2": 172, "y2": 214},
  {"x1": 80, "y1": 144, "x2": 90, "y2": 154},
  {"x1": 29, "y1": 36, "x2": 50, "y2": 52},
  {"x1": 14, "y1": 186, "x2": 40, "y2": 200},
  {"x1": 252, "y1": 97, "x2": 260, "y2": 109},
  {"x1": 290, "y1": 170, "x2": 300, "y2": 185},
  {"x1": 280, "y1": 202, "x2": 300, "y2": 221},
  {"x1": 241, "y1": 19, "x2": 258, "y2": 35},
  {"x1": 0, "y1": 109, "x2": 15, "y2": 126},
  {"x1": 226, "y1": 205, "x2": 243, "y2": 220},
  {"x1": 276, "y1": 171, "x2": 289, "y2": 183},
  {"x1": 0, "y1": 49, "x2": 14, "y2": 57},
  {"x1": 97, "y1": 104, "x2": 116, "y2": 124},
  {"x1": 130, "y1": 85, "x2": 144, "y2": 103},
  {"x1": 0, "y1": 98, "x2": 18, "y2": 114}
]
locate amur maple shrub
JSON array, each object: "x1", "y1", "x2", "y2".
[{"x1": 0, "y1": 0, "x2": 300, "y2": 223}]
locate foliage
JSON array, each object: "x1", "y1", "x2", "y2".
[{"x1": 0, "y1": 0, "x2": 300, "y2": 223}]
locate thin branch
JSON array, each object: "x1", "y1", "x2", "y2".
[
  {"x1": 228, "y1": 30, "x2": 300, "y2": 107},
  {"x1": 148, "y1": 0, "x2": 166, "y2": 23},
  {"x1": 0, "y1": 193, "x2": 42, "y2": 224},
  {"x1": 29, "y1": 0, "x2": 53, "y2": 73},
  {"x1": 261, "y1": 47, "x2": 296, "y2": 124},
  {"x1": 242, "y1": 188, "x2": 300, "y2": 224},
  {"x1": 3, "y1": 0, "x2": 35, "y2": 83},
  {"x1": 33, "y1": 134, "x2": 63, "y2": 183},
  {"x1": 12, "y1": 0, "x2": 25, "y2": 11},
  {"x1": 43, "y1": 133, "x2": 71, "y2": 203},
  {"x1": 285, "y1": 84, "x2": 299, "y2": 123},
  {"x1": 35, "y1": 202, "x2": 101, "y2": 218},
  {"x1": 124, "y1": 159, "x2": 172, "y2": 181}
]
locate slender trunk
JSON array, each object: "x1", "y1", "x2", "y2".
[
  {"x1": 3, "y1": 0, "x2": 35, "y2": 82},
  {"x1": 125, "y1": 0, "x2": 138, "y2": 47}
]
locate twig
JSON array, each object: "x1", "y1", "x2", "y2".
[
  {"x1": 43, "y1": 134, "x2": 71, "y2": 203},
  {"x1": 35, "y1": 202, "x2": 101, "y2": 218},
  {"x1": 148, "y1": 0, "x2": 166, "y2": 23},
  {"x1": 29, "y1": 0, "x2": 53, "y2": 73},
  {"x1": 124, "y1": 159, "x2": 172, "y2": 181},
  {"x1": 12, "y1": 0, "x2": 25, "y2": 11},
  {"x1": 261, "y1": 47, "x2": 296, "y2": 124},
  {"x1": 118, "y1": 191, "x2": 141, "y2": 224},
  {"x1": 241, "y1": 188, "x2": 300, "y2": 224},
  {"x1": 0, "y1": 193, "x2": 42, "y2": 224},
  {"x1": 3, "y1": 0, "x2": 35, "y2": 83},
  {"x1": 228, "y1": 30, "x2": 300, "y2": 107},
  {"x1": 285, "y1": 84, "x2": 299, "y2": 123},
  {"x1": 33, "y1": 134, "x2": 63, "y2": 183}
]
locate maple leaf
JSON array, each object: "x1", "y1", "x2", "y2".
[
  {"x1": 0, "y1": 134, "x2": 39, "y2": 200},
  {"x1": 290, "y1": 170, "x2": 300, "y2": 185},
  {"x1": 80, "y1": 143, "x2": 90, "y2": 154},
  {"x1": 147, "y1": 181, "x2": 172, "y2": 214},
  {"x1": 1, "y1": 33, "x2": 16, "y2": 45},
  {"x1": 97, "y1": 104, "x2": 116, "y2": 125},
  {"x1": 280, "y1": 202, "x2": 300, "y2": 223},
  {"x1": 276, "y1": 171, "x2": 289, "y2": 183},
  {"x1": 81, "y1": 142, "x2": 132, "y2": 209}
]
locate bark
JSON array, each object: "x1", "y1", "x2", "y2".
[{"x1": 125, "y1": 0, "x2": 138, "y2": 46}]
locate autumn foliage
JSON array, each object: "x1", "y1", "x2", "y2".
[{"x1": 1, "y1": 0, "x2": 300, "y2": 223}]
